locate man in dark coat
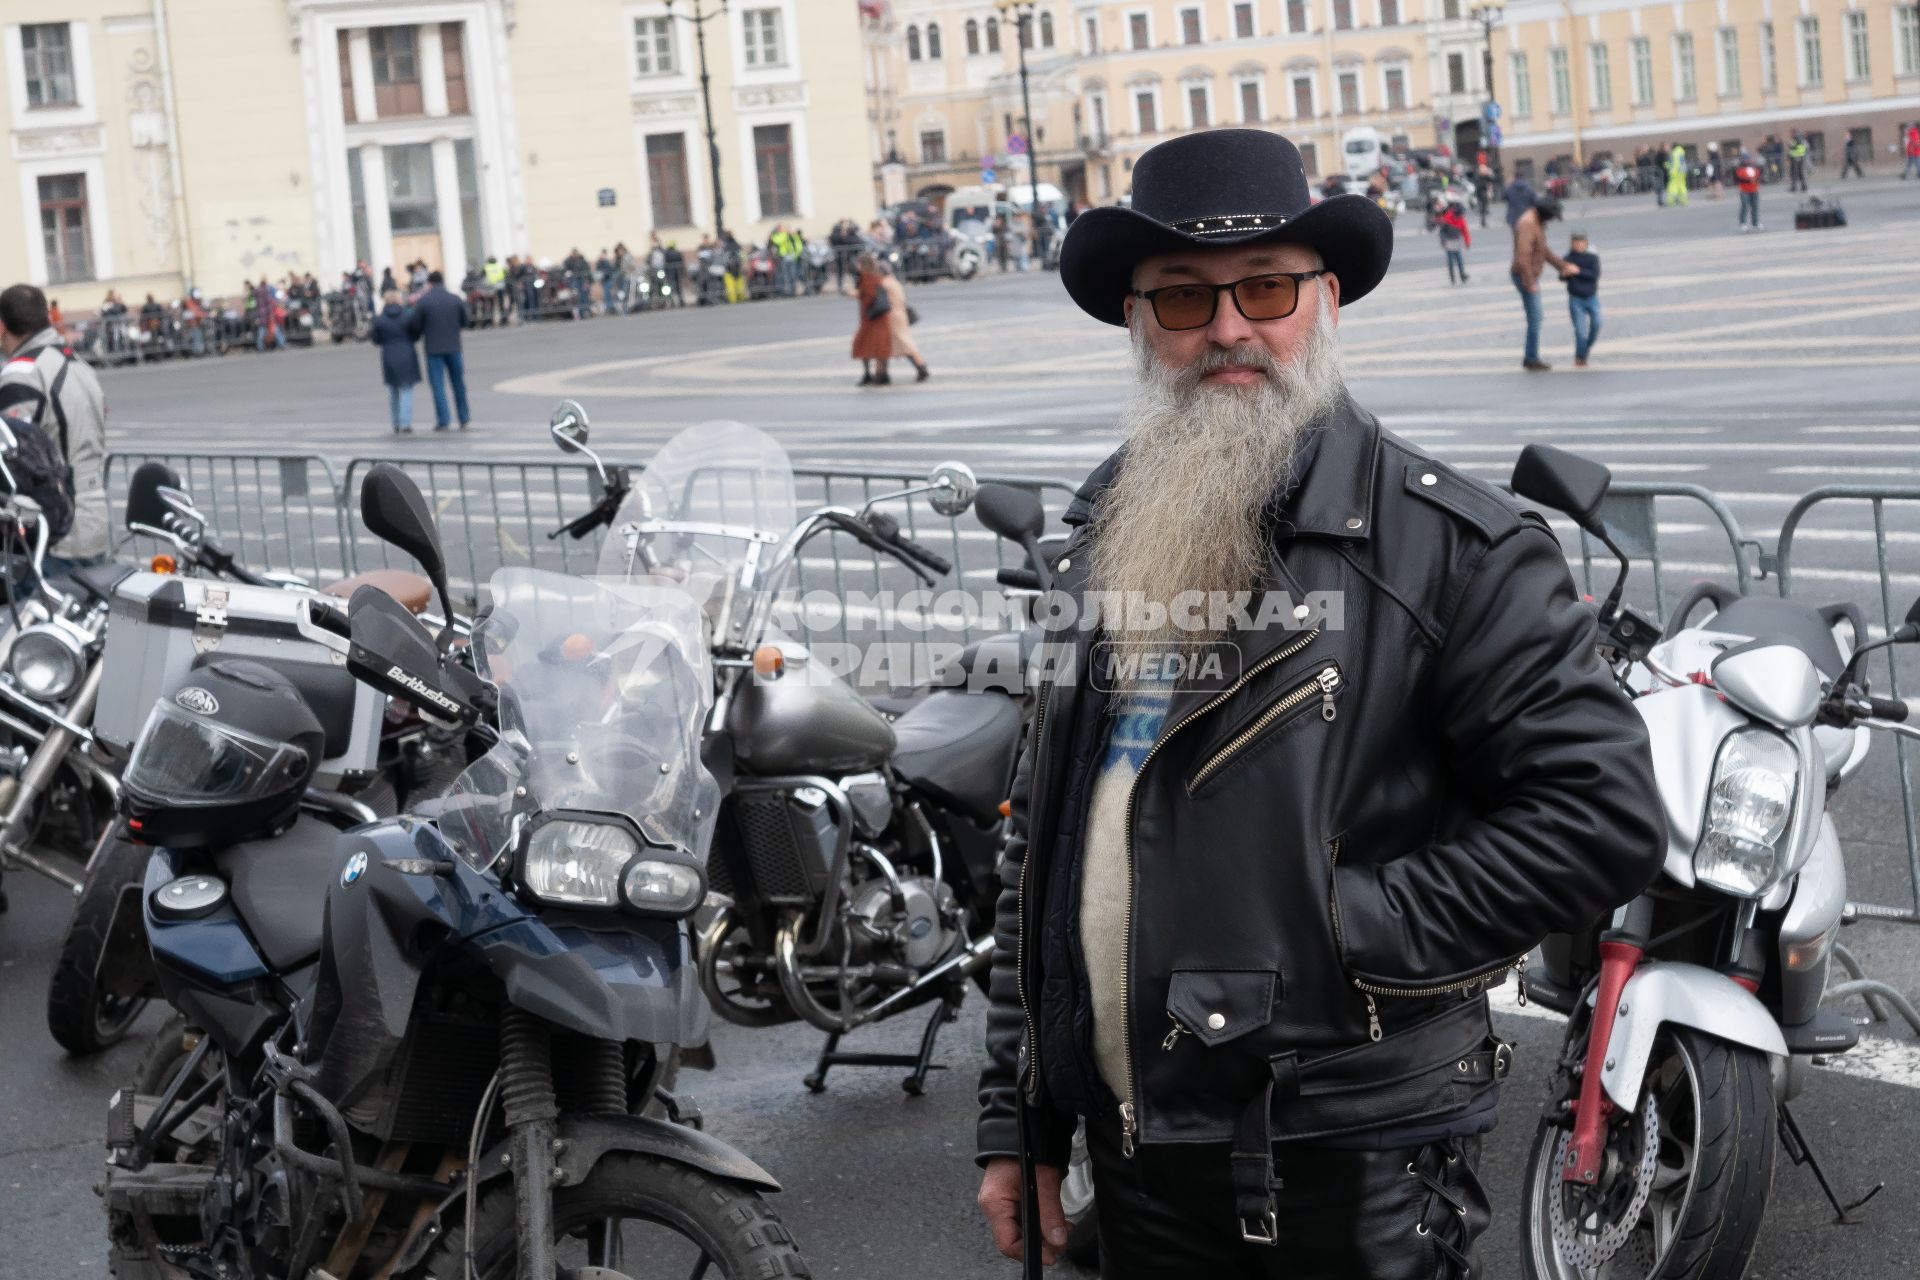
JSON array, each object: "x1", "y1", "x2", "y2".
[
  {"x1": 974, "y1": 128, "x2": 1662, "y2": 1278},
  {"x1": 367, "y1": 289, "x2": 422, "y2": 434},
  {"x1": 413, "y1": 271, "x2": 471, "y2": 431}
]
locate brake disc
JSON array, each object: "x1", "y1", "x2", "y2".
[{"x1": 1548, "y1": 1091, "x2": 1663, "y2": 1269}]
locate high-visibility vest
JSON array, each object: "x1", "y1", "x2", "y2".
[
  {"x1": 1788, "y1": 140, "x2": 1808, "y2": 160},
  {"x1": 483, "y1": 260, "x2": 506, "y2": 285}
]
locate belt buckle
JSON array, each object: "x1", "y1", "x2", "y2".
[{"x1": 1239, "y1": 1206, "x2": 1278, "y2": 1246}]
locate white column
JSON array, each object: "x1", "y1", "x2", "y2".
[
  {"x1": 430, "y1": 136, "x2": 466, "y2": 272},
  {"x1": 420, "y1": 24, "x2": 450, "y2": 117},
  {"x1": 360, "y1": 142, "x2": 395, "y2": 276},
  {"x1": 349, "y1": 29, "x2": 378, "y2": 121}
]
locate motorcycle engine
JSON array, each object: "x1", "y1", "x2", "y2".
[{"x1": 846, "y1": 858, "x2": 960, "y2": 972}]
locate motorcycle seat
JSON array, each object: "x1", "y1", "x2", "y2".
[
  {"x1": 214, "y1": 814, "x2": 344, "y2": 972},
  {"x1": 71, "y1": 561, "x2": 136, "y2": 605},
  {"x1": 933, "y1": 628, "x2": 1041, "y2": 696},
  {"x1": 323, "y1": 569, "x2": 433, "y2": 615},
  {"x1": 890, "y1": 689, "x2": 1022, "y2": 825},
  {"x1": 1692, "y1": 597, "x2": 1850, "y2": 678}
]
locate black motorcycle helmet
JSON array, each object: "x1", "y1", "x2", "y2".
[{"x1": 121, "y1": 660, "x2": 325, "y2": 848}]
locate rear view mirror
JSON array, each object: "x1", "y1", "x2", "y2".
[
  {"x1": 550, "y1": 400, "x2": 590, "y2": 453},
  {"x1": 974, "y1": 484, "x2": 1045, "y2": 542},
  {"x1": 360, "y1": 463, "x2": 454, "y2": 628},
  {"x1": 1511, "y1": 444, "x2": 1612, "y2": 535},
  {"x1": 125, "y1": 461, "x2": 184, "y2": 532},
  {"x1": 345, "y1": 585, "x2": 476, "y2": 724},
  {"x1": 927, "y1": 461, "x2": 978, "y2": 517}
]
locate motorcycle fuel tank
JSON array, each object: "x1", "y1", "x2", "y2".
[{"x1": 726, "y1": 667, "x2": 897, "y2": 776}]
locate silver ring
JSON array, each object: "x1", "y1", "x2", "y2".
[
  {"x1": 1416, "y1": 1222, "x2": 1430, "y2": 1236},
  {"x1": 1406, "y1": 1162, "x2": 1418, "y2": 1176}
]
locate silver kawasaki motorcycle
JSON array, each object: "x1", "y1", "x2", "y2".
[{"x1": 1513, "y1": 445, "x2": 1901, "y2": 1279}]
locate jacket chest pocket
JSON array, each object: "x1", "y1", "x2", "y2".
[
  {"x1": 1161, "y1": 968, "x2": 1280, "y2": 1051},
  {"x1": 1185, "y1": 662, "x2": 1344, "y2": 796}
]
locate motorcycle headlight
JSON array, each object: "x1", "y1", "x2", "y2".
[
  {"x1": 621, "y1": 858, "x2": 705, "y2": 917},
  {"x1": 522, "y1": 817, "x2": 640, "y2": 908},
  {"x1": 6, "y1": 623, "x2": 83, "y2": 702},
  {"x1": 1693, "y1": 727, "x2": 1798, "y2": 897}
]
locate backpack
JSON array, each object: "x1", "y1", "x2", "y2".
[{"x1": 0, "y1": 410, "x2": 76, "y2": 544}]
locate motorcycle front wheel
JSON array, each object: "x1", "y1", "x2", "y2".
[
  {"x1": 410, "y1": 1151, "x2": 808, "y2": 1279},
  {"x1": 47, "y1": 832, "x2": 153, "y2": 1054},
  {"x1": 1521, "y1": 1027, "x2": 1774, "y2": 1280}
]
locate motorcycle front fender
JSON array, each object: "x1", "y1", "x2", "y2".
[{"x1": 1598, "y1": 961, "x2": 1787, "y2": 1110}]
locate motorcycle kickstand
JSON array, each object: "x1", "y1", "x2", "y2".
[
  {"x1": 801, "y1": 985, "x2": 963, "y2": 1097},
  {"x1": 1778, "y1": 1102, "x2": 1885, "y2": 1224}
]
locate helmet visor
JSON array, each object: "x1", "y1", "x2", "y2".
[{"x1": 123, "y1": 703, "x2": 310, "y2": 807}]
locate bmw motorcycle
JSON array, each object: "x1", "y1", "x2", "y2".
[
  {"x1": 1511, "y1": 445, "x2": 1900, "y2": 1279},
  {"x1": 102, "y1": 463, "x2": 806, "y2": 1280},
  {"x1": 551, "y1": 405, "x2": 1020, "y2": 1091}
]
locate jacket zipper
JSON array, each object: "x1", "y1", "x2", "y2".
[
  {"x1": 1328, "y1": 834, "x2": 1530, "y2": 1043},
  {"x1": 1186, "y1": 665, "x2": 1341, "y2": 793},
  {"x1": 1116, "y1": 626, "x2": 1322, "y2": 1156},
  {"x1": 1018, "y1": 681, "x2": 1050, "y2": 1101}
]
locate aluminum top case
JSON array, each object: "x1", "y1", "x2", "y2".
[{"x1": 96, "y1": 573, "x2": 384, "y2": 786}]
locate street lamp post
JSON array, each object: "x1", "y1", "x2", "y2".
[
  {"x1": 995, "y1": 0, "x2": 1046, "y2": 259},
  {"x1": 665, "y1": 0, "x2": 728, "y2": 242},
  {"x1": 1469, "y1": 0, "x2": 1505, "y2": 185}
]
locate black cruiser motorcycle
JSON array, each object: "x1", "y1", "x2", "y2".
[{"x1": 100, "y1": 464, "x2": 806, "y2": 1279}]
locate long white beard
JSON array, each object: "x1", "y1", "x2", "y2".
[{"x1": 1087, "y1": 293, "x2": 1345, "y2": 652}]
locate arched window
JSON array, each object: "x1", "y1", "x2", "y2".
[
  {"x1": 927, "y1": 21, "x2": 942, "y2": 58},
  {"x1": 965, "y1": 19, "x2": 980, "y2": 54},
  {"x1": 907, "y1": 25, "x2": 921, "y2": 60},
  {"x1": 1040, "y1": 11, "x2": 1055, "y2": 47},
  {"x1": 986, "y1": 16, "x2": 1001, "y2": 52},
  {"x1": 1018, "y1": 12, "x2": 1033, "y2": 48}
]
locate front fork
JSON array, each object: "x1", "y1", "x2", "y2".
[
  {"x1": 500, "y1": 1007, "x2": 562, "y2": 1280},
  {"x1": 0, "y1": 658, "x2": 107, "y2": 893},
  {"x1": 1560, "y1": 900, "x2": 1650, "y2": 1185}
]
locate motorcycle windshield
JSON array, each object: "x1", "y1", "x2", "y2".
[
  {"x1": 595, "y1": 420, "x2": 797, "y2": 636},
  {"x1": 440, "y1": 567, "x2": 719, "y2": 871}
]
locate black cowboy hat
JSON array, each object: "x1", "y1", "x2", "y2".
[{"x1": 1060, "y1": 129, "x2": 1394, "y2": 326}]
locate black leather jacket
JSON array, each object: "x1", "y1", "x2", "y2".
[{"x1": 976, "y1": 399, "x2": 1663, "y2": 1167}]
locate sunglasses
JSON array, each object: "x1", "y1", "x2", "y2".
[{"x1": 1130, "y1": 271, "x2": 1325, "y2": 332}]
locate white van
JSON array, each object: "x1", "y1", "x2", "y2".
[
  {"x1": 1342, "y1": 126, "x2": 1384, "y2": 180},
  {"x1": 942, "y1": 181, "x2": 1068, "y2": 231}
]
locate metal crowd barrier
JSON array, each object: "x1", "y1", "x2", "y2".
[
  {"x1": 1522, "y1": 481, "x2": 1762, "y2": 620},
  {"x1": 104, "y1": 450, "x2": 349, "y2": 583}
]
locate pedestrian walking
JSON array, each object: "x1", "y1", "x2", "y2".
[
  {"x1": 1436, "y1": 199, "x2": 1471, "y2": 283},
  {"x1": 1510, "y1": 194, "x2": 1575, "y2": 371},
  {"x1": 414, "y1": 271, "x2": 471, "y2": 431},
  {"x1": 1651, "y1": 141, "x2": 1668, "y2": 205},
  {"x1": 368, "y1": 289, "x2": 422, "y2": 434},
  {"x1": 0, "y1": 284, "x2": 109, "y2": 580},
  {"x1": 253, "y1": 278, "x2": 286, "y2": 350},
  {"x1": 851, "y1": 252, "x2": 893, "y2": 386},
  {"x1": 1787, "y1": 131, "x2": 1810, "y2": 192},
  {"x1": 1561, "y1": 230, "x2": 1601, "y2": 368},
  {"x1": 1665, "y1": 142, "x2": 1690, "y2": 206},
  {"x1": 1840, "y1": 134, "x2": 1864, "y2": 179},
  {"x1": 1734, "y1": 151, "x2": 1764, "y2": 232},
  {"x1": 562, "y1": 247, "x2": 593, "y2": 319},
  {"x1": 976, "y1": 126, "x2": 1661, "y2": 1280},
  {"x1": 1703, "y1": 143, "x2": 1722, "y2": 198},
  {"x1": 878, "y1": 259, "x2": 928, "y2": 383},
  {"x1": 1903, "y1": 122, "x2": 1920, "y2": 178},
  {"x1": 1009, "y1": 213, "x2": 1034, "y2": 273}
]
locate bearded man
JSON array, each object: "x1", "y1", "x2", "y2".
[{"x1": 974, "y1": 130, "x2": 1662, "y2": 1279}]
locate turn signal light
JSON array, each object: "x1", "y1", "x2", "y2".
[
  {"x1": 752, "y1": 644, "x2": 785, "y2": 679},
  {"x1": 560, "y1": 632, "x2": 595, "y2": 662},
  {"x1": 150, "y1": 554, "x2": 177, "y2": 574},
  {"x1": 998, "y1": 799, "x2": 1012, "y2": 817}
]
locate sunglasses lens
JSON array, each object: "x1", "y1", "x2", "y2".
[
  {"x1": 1153, "y1": 285, "x2": 1216, "y2": 330},
  {"x1": 1235, "y1": 275, "x2": 1300, "y2": 321}
]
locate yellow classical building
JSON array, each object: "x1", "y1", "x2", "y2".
[{"x1": 2, "y1": 0, "x2": 874, "y2": 311}]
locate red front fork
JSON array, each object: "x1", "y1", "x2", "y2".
[{"x1": 1560, "y1": 939, "x2": 1644, "y2": 1185}]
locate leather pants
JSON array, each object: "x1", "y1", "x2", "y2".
[{"x1": 1085, "y1": 1113, "x2": 1491, "y2": 1280}]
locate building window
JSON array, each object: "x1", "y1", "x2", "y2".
[
  {"x1": 753, "y1": 123, "x2": 796, "y2": 215},
  {"x1": 1549, "y1": 47, "x2": 1571, "y2": 114},
  {"x1": 370, "y1": 26, "x2": 424, "y2": 116},
  {"x1": 1630, "y1": 36, "x2": 1653, "y2": 105},
  {"x1": 742, "y1": 8, "x2": 785, "y2": 67},
  {"x1": 22, "y1": 22, "x2": 78, "y2": 109},
  {"x1": 1235, "y1": 2, "x2": 1255, "y2": 38},
  {"x1": 1384, "y1": 64, "x2": 1407, "y2": 109},
  {"x1": 1291, "y1": 73, "x2": 1316, "y2": 119},
  {"x1": 1088, "y1": 91, "x2": 1108, "y2": 138},
  {"x1": 1180, "y1": 6, "x2": 1203, "y2": 44},
  {"x1": 986, "y1": 17, "x2": 1001, "y2": 52},
  {"x1": 634, "y1": 15, "x2": 676, "y2": 76},
  {"x1": 38, "y1": 174, "x2": 92, "y2": 283},
  {"x1": 1287, "y1": 0, "x2": 1309, "y2": 34},
  {"x1": 1133, "y1": 87, "x2": 1159, "y2": 133},
  {"x1": 1447, "y1": 51, "x2": 1466, "y2": 94},
  {"x1": 1898, "y1": 7, "x2": 1920, "y2": 76},
  {"x1": 1186, "y1": 82, "x2": 1211, "y2": 126},
  {"x1": 1510, "y1": 51, "x2": 1531, "y2": 117},
  {"x1": 1129, "y1": 12, "x2": 1151, "y2": 49},
  {"x1": 928, "y1": 21, "x2": 943, "y2": 57},
  {"x1": 1588, "y1": 43, "x2": 1611, "y2": 110},
  {"x1": 1380, "y1": 0, "x2": 1399, "y2": 25},
  {"x1": 1299, "y1": 140, "x2": 1319, "y2": 176},
  {"x1": 1761, "y1": 22, "x2": 1777, "y2": 91},
  {"x1": 1238, "y1": 77, "x2": 1262, "y2": 121},
  {"x1": 385, "y1": 142, "x2": 439, "y2": 232},
  {"x1": 966, "y1": 19, "x2": 980, "y2": 55},
  {"x1": 1333, "y1": 0, "x2": 1354, "y2": 32},
  {"x1": 1673, "y1": 31, "x2": 1697, "y2": 100},
  {"x1": 338, "y1": 30, "x2": 357, "y2": 124},
  {"x1": 646, "y1": 133, "x2": 692, "y2": 226},
  {"x1": 920, "y1": 129, "x2": 947, "y2": 163},
  {"x1": 1018, "y1": 12, "x2": 1034, "y2": 49},
  {"x1": 441, "y1": 24, "x2": 469, "y2": 114},
  {"x1": 1797, "y1": 17, "x2": 1821, "y2": 86},
  {"x1": 1717, "y1": 28, "x2": 1741, "y2": 95},
  {"x1": 1337, "y1": 69, "x2": 1361, "y2": 114},
  {"x1": 1083, "y1": 15, "x2": 1097, "y2": 52},
  {"x1": 1040, "y1": 11, "x2": 1055, "y2": 46},
  {"x1": 1845, "y1": 11, "x2": 1869, "y2": 80},
  {"x1": 907, "y1": 25, "x2": 922, "y2": 60},
  {"x1": 1443, "y1": 0, "x2": 1460, "y2": 19}
]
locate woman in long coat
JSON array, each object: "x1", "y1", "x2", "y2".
[
  {"x1": 878, "y1": 260, "x2": 928, "y2": 382},
  {"x1": 851, "y1": 252, "x2": 893, "y2": 386},
  {"x1": 368, "y1": 289, "x2": 423, "y2": 433}
]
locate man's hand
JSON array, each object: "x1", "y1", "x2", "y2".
[{"x1": 978, "y1": 1158, "x2": 1069, "y2": 1267}]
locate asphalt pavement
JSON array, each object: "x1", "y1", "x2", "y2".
[{"x1": 5, "y1": 176, "x2": 1920, "y2": 1277}]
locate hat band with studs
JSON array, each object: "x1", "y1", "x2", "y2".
[{"x1": 1168, "y1": 212, "x2": 1290, "y2": 237}]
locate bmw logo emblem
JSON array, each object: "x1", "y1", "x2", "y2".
[{"x1": 341, "y1": 852, "x2": 369, "y2": 887}]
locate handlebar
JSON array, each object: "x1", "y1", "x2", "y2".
[
  {"x1": 862, "y1": 511, "x2": 952, "y2": 577},
  {"x1": 1865, "y1": 694, "x2": 1911, "y2": 723},
  {"x1": 997, "y1": 567, "x2": 1041, "y2": 592},
  {"x1": 548, "y1": 469, "x2": 631, "y2": 541}
]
